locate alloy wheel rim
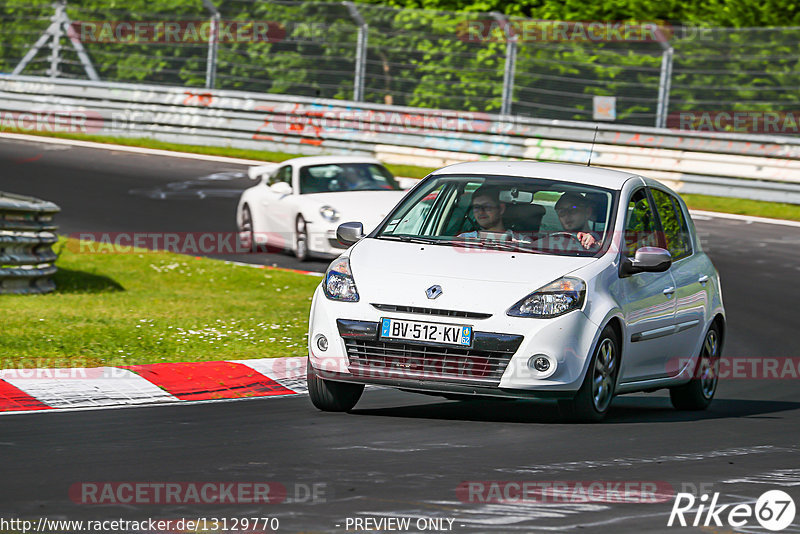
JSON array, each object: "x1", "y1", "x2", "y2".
[
  {"x1": 296, "y1": 219, "x2": 307, "y2": 257},
  {"x1": 241, "y1": 209, "x2": 253, "y2": 249},
  {"x1": 592, "y1": 338, "x2": 616, "y2": 412},
  {"x1": 700, "y1": 330, "x2": 719, "y2": 399}
]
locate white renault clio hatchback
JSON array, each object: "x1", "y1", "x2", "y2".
[{"x1": 307, "y1": 162, "x2": 725, "y2": 421}]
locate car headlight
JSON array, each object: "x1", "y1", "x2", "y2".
[
  {"x1": 323, "y1": 256, "x2": 359, "y2": 302},
  {"x1": 320, "y1": 206, "x2": 339, "y2": 222},
  {"x1": 507, "y1": 277, "x2": 585, "y2": 318}
]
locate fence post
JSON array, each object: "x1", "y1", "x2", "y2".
[
  {"x1": 655, "y1": 47, "x2": 674, "y2": 128},
  {"x1": 47, "y1": 1, "x2": 65, "y2": 78},
  {"x1": 655, "y1": 24, "x2": 674, "y2": 129},
  {"x1": 490, "y1": 12, "x2": 517, "y2": 116},
  {"x1": 203, "y1": 0, "x2": 220, "y2": 89},
  {"x1": 344, "y1": 2, "x2": 367, "y2": 101}
]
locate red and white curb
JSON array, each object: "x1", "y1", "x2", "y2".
[{"x1": 0, "y1": 356, "x2": 308, "y2": 415}]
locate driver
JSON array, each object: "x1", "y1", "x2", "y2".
[{"x1": 555, "y1": 192, "x2": 600, "y2": 250}]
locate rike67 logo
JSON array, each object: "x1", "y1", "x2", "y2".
[{"x1": 668, "y1": 490, "x2": 796, "y2": 531}]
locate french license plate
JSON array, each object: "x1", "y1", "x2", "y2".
[{"x1": 380, "y1": 318, "x2": 473, "y2": 347}]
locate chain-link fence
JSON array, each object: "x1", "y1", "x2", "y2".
[{"x1": 1, "y1": 0, "x2": 799, "y2": 129}]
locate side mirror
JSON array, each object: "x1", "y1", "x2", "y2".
[
  {"x1": 336, "y1": 222, "x2": 364, "y2": 246},
  {"x1": 621, "y1": 246, "x2": 672, "y2": 276},
  {"x1": 269, "y1": 181, "x2": 292, "y2": 195}
]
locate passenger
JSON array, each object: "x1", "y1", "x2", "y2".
[
  {"x1": 555, "y1": 192, "x2": 600, "y2": 250},
  {"x1": 459, "y1": 185, "x2": 522, "y2": 241}
]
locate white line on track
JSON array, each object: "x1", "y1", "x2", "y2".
[
  {"x1": 496, "y1": 445, "x2": 796, "y2": 475},
  {"x1": 0, "y1": 132, "x2": 267, "y2": 165},
  {"x1": 690, "y1": 209, "x2": 800, "y2": 228}
]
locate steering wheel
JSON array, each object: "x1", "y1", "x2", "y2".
[{"x1": 549, "y1": 231, "x2": 584, "y2": 247}]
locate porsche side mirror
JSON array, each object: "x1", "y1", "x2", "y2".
[{"x1": 269, "y1": 181, "x2": 292, "y2": 195}]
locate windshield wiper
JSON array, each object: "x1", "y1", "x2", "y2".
[
  {"x1": 377, "y1": 235, "x2": 439, "y2": 245},
  {"x1": 435, "y1": 238, "x2": 539, "y2": 253}
]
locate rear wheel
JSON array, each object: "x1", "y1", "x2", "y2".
[
  {"x1": 295, "y1": 216, "x2": 309, "y2": 261},
  {"x1": 307, "y1": 358, "x2": 364, "y2": 412},
  {"x1": 670, "y1": 324, "x2": 720, "y2": 410},
  {"x1": 558, "y1": 325, "x2": 619, "y2": 422}
]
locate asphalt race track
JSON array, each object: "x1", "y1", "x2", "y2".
[{"x1": 1, "y1": 137, "x2": 799, "y2": 533}]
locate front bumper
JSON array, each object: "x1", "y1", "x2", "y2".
[
  {"x1": 312, "y1": 366, "x2": 576, "y2": 399},
  {"x1": 307, "y1": 226, "x2": 348, "y2": 257},
  {"x1": 308, "y1": 285, "x2": 601, "y2": 394}
]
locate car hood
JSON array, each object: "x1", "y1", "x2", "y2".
[
  {"x1": 349, "y1": 238, "x2": 599, "y2": 311},
  {"x1": 304, "y1": 190, "x2": 407, "y2": 231}
]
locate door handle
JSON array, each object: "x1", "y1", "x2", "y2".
[
  {"x1": 663, "y1": 286, "x2": 675, "y2": 297},
  {"x1": 698, "y1": 275, "x2": 709, "y2": 285}
]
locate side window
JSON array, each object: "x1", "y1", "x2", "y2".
[
  {"x1": 384, "y1": 183, "x2": 448, "y2": 236},
  {"x1": 269, "y1": 166, "x2": 292, "y2": 186},
  {"x1": 651, "y1": 189, "x2": 693, "y2": 260},
  {"x1": 624, "y1": 189, "x2": 659, "y2": 256}
]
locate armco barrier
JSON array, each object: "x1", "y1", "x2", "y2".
[
  {"x1": 0, "y1": 192, "x2": 60, "y2": 294},
  {"x1": 1, "y1": 75, "x2": 799, "y2": 203}
]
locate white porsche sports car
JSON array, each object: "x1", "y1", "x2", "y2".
[
  {"x1": 307, "y1": 161, "x2": 726, "y2": 422},
  {"x1": 236, "y1": 156, "x2": 408, "y2": 260}
]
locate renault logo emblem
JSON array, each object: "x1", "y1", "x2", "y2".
[{"x1": 426, "y1": 285, "x2": 443, "y2": 299}]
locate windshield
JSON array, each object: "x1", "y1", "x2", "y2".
[
  {"x1": 375, "y1": 175, "x2": 618, "y2": 256},
  {"x1": 299, "y1": 163, "x2": 401, "y2": 194}
]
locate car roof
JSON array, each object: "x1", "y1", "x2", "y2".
[
  {"x1": 285, "y1": 155, "x2": 383, "y2": 166},
  {"x1": 432, "y1": 161, "x2": 640, "y2": 190}
]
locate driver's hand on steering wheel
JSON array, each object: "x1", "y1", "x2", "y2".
[{"x1": 576, "y1": 232, "x2": 597, "y2": 249}]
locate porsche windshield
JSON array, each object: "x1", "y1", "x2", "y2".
[
  {"x1": 299, "y1": 163, "x2": 401, "y2": 194},
  {"x1": 376, "y1": 175, "x2": 618, "y2": 256}
]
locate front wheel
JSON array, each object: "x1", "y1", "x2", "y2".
[
  {"x1": 558, "y1": 325, "x2": 620, "y2": 422},
  {"x1": 307, "y1": 358, "x2": 364, "y2": 412},
  {"x1": 239, "y1": 205, "x2": 256, "y2": 252},
  {"x1": 295, "y1": 216, "x2": 309, "y2": 261},
  {"x1": 669, "y1": 324, "x2": 721, "y2": 411}
]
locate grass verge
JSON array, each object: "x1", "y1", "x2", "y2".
[
  {"x1": 3, "y1": 128, "x2": 799, "y2": 219},
  {"x1": 679, "y1": 194, "x2": 800, "y2": 221},
  {"x1": 1, "y1": 238, "x2": 320, "y2": 369}
]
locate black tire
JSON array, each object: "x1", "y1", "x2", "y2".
[
  {"x1": 669, "y1": 324, "x2": 721, "y2": 411},
  {"x1": 558, "y1": 325, "x2": 620, "y2": 423},
  {"x1": 307, "y1": 358, "x2": 364, "y2": 412},
  {"x1": 240, "y1": 205, "x2": 258, "y2": 253},
  {"x1": 294, "y1": 216, "x2": 309, "y2": 261}
]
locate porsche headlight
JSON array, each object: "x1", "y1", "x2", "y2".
[
  {"x1": 323, "y1": 256, "x2": 359, "y2": 302},
  {"x1": 507, "y1": 277, "x2": 585, "y2": 318},
  {"x1": 320, "y1": 206, "x2": 339, "y2": 222}
]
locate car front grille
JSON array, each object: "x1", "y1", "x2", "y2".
[
  {"x1": 371, "y1": 303, "x2": 492, "y2": 320},
  {"x1": 343, "y1": 339, "x2": 514, "y2": 385}
]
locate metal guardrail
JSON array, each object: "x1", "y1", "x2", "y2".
[
  {"x1": 0, "y1": 192, "x2": 60, "y2": 295},
  {"x1": 1, "y1": 75, "x2": 799, "y2": 203}
]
